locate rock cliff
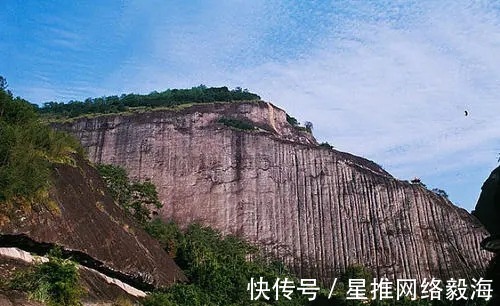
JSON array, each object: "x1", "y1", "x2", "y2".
[
  {"x1": 55, "y1": 100, "x2": 492, "y2": 284},
  {"x1": 473, "y1": 166, "x2": 500, "y2": 305}
]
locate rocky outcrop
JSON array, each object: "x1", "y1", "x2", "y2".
[
  {"x1": 55, "y1": 101, "x2": 492, "y2": 284},
  {"x1": 0, "y1": 156, "x2": 185, "y2": 290},
  {"x1": 473, "y1": 166, "x2": 500, "y2": 236},
  {"x1": 473, "y1": 166, "x2": 500, "y2": 305}
]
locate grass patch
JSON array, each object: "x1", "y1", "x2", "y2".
[{"x1": 9, "y1": 249, "x2": 83, "y2": 306}]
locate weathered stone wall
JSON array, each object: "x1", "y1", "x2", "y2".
[{"x1": 55, "y1": 101, "x2": 491, "y2": 284}]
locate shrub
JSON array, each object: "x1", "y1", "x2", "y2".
[
  {"x1": 9, "y1": 249, "x2": 83, "y2": 306},
  {"x1": 142, "y1": 285, "x2": 213, "y2": 306},
  {"x1": 432, "y1": 188, "x2": 449, "y2": 199},
  {"x1": 0, "y1": 79, "x2": 83, "y2": 213},
  {"x1": 319, "y1": 142, "x2": 334, "y2": 149},
  {"x1": 144, "y1": 218, "x2": 183, "y2": 257},
  {"x1": 97, "y1": 164, "x2": 162, "y2": 225},
  {"x1": 218, "y1": 117, "x2": 256, "y2": 131},
  {"x1": 286, "y1": 114, "x2": 299, "y2": 126},
  {"x1": 144, "y1": 220, "x2": 310, "y2": 305},
  {"x1": 142, "y1": 292, "x2": 177, "y2": 306}
]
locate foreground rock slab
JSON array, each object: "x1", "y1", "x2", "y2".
[{"x1": 0, "y1": 156, "x2": 185, "y2": 290}]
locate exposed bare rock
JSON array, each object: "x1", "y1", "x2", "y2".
[
  {"x1": 0, "y1": 156, "x2": 185, "y2": 290},
  {"x1": 0, "y1": 254, "x2": 139, "y2": 305},
  {"x1": 55, "y1": 101, "x2": 492, "y2": 284},
  {"x1": 473, "y1": 166, "x2": 500, "y2": 305},
  {"x1": 473, "y1": 165, "x2": 500, "y2": 236}
]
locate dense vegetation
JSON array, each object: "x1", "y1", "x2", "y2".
[
  {"x1": 0, "y1": 77, "x2": 83, "y2": 214},
  {"x1": 38, "y1": 85, "x2": 260, "y2": 118},
  {"x1": 286, "y1": 114, "x2": 299, "y2": 126},
  {"x1": 97, "y1": 164, "x2": 162, "y2": 225},
  {"x1": 8, "y1": 249, "x2": 83, "y2": 306},
  {"x1": 319, "y1": 142, "x2": 334, "y2": 149},
  {"x1": 144, "y1": 221, "x2": 317, "y2": 305},
  {"x1": 218, "y1": 117, "x2": 256, "y2": 131}
]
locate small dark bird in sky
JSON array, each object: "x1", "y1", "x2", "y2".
[{"x1": 464, "y1": 110, "x2": 468, "y2": 116}]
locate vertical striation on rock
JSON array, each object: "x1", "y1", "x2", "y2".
[{"x1": 54, "y1": 101, "x2": 491, "y2": 284}]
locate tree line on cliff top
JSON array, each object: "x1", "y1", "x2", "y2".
[{"x1": 38, "y1": 85, "x2": 261, "y2": 118}]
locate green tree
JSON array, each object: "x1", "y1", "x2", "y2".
[
  {"x1": 143, "y1": 221, "x2": 310, "y2": 305},
  {"x1": 432, "y1": 188, "x2": 449, "y2": 199},
  {"x1": 286, "y1": 114, "x2": 299, "y2": 126},
  {"x1": 0, "y1": 76, "x2": 7, "y2": 91},
  {"x1": 96, "y1": 164, "x2": 162, "y2": 225},
  {"x1": 39, "y1": 86, "x2": 261, "y2": 118}
]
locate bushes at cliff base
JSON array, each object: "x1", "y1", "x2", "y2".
[{"x1": 142, "y1": 220, "x2": 310, "y2": 305}]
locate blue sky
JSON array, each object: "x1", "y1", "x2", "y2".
[{"x1": 1, "y1": 1, "x2": 499, "y2": 211}]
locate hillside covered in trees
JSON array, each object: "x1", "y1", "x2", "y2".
[{"x1": 38, "y1": 85, "x2": 260, "y2": 118}]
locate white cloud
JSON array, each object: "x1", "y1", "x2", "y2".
[
  {"x1": 234, "y1": 2, "x2": 500, "y2": 183},
  {"x1": 101, "y1": 0, "x2": 500, "y2": 209}
]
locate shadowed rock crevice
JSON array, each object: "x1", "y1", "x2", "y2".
[{"x1": 0, "y1": 234, "x2": 154, "y2": 291}]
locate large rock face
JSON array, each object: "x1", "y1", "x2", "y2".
[
  {"x1": 55, "y1": 101, "x2": 492, "y2": 284},
  {"x1": 473, "y1": 166, "x2": 500, "y2": 305},
  {"x1": 0, "y1": 156, "x2": 185, "y2": 290},
  {"x1": 473, "y1": 165, "x2": 500, "y2": 236}
]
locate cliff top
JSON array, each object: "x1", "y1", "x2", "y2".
[
  {"x1": 53, "y1": 99, "x2": 393, "y2": 179},
  {"x1": 47, "y1": 99, "x2": 264, "y2": 122},
  {"x1": 38, "y1": 85, "x2": 261, "y2": 119}
]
